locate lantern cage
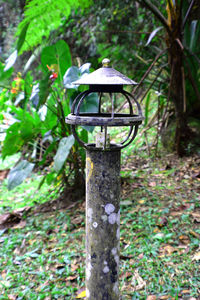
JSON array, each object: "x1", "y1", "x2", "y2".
[{"x1": 65, "y1": 59, "x2": 144, "y2": 150}]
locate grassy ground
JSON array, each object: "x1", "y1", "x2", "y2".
[{"x1": 0, "y1": 152, "x2": 200, "y2": 299}]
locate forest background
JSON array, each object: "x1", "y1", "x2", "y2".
[{"x1": 0, "y1": 0, "x2": 200, "y2": 299}]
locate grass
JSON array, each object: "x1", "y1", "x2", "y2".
[{"x1": 0, "y1": 152, "x2": 200, "y2": 299}]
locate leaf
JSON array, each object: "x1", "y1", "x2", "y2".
[
  {"x1": 147, "y1": 296, "x2": 157, "y2": 300},
  {"x1": 30, "y1": 83, "x2": 40, "y2": 107},
  {"x1": 38, "y1": 73, "x2": 51, "y2": 109},
  {"x1": 2, "y1": 123, "x2": 23, "y2": 158},
  {"x1": 70, "y1": 92, "x2": 99, "y2": 132},
  {"x1": 145, "y1": 27, "x2": 163, "y2": 46},
  {"x1": 53, "y1": 135, "x2": 75, "y2": 172},
  {"x1": 63, "y1": 66, "x2": 79, "y2": 89},
  {"x1": 76, "y1": 290, "x2": 86, "y2": 298},
  {"x1": 192, "y1": 251, "x2": 200, "y2": 261},
  {"x1": 17, "y1": 22, "x2": 29, "y2": 53},
  {"x1": 79, "y1": 63, "x2": 91, "y2": 74},
  {"x1": 0, "y1": 62, "x2": 13, "y2": 83},
  {"x1": 41, "y1": 40, "x2": 71, "y2": 78},
  {"x1": 4, "y1": 50, "x2": 18, "y2": 71},
  {"x1": 7, "y1": 160, "x2": 35, "y2": 190},
  {"x1": 144, "y1": 91, "x2": 151, "y2": 126},
  {"x1": 63, "y1": 63, "x2": 91, "y2": 89}
]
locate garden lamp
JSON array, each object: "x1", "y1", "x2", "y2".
[{"x1": 65, "y1": 58, "x2": 144, "y2": 300}]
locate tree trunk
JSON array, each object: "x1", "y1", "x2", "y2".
[{"x1": 168, "y1": 32, "x2": 190, "y2": 156}]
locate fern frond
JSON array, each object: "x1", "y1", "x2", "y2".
[{"x1": 17, "y1": 0, "x2": 93, "y2": 53}]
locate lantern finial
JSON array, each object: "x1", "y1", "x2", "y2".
[{"x1": 102, "y1": 58, "x2": 110, "y2": 68}]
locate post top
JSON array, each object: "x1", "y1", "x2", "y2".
[
  {"x1": 102, "y1": 58, "x2": 110, "y2": 68},
  {"x1": 72, "y1": 58, "x2": 137, "y2": 86}
]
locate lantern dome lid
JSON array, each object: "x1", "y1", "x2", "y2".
[{"x1": 73, "y1": 58, "x2": 137, "y2": 86}]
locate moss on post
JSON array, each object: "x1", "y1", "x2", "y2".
[{"x1": 86, "y1": 148, "x2": 121, "y2": 300}]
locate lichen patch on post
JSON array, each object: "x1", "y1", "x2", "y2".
[
  {"x1": 113, "y1": 281, "x2": 119, "y2": 295},
  {"x1": 116, "y1": 227, "x2": 120, "y2": 240},
  {"x1": 86, "y1": 261, "x2": 93, "y2": 280},
  {"x1": 86, "y1": 288, "x2": 90, "y2": 298},
  {"x1": 114, "y1": 255, "x2": 119, "y2": 266},
  {"x1": 111, "y1": 248, "x2": 117, "y2": 255},
  {"x1": 103, "y1": 266, "x2": 110, "y2": 273},
  {"x1": 105, "y1": 203, "x2": 115, "y2": 215},
  {"x1": 101, "y1": 215, "x2": 108, "y2": 222},
  {"x1": 93, "y1": 222, "x2": 98, "y2": 228},
  {"x1": 87, "y1": 208, "x2": 93, "y2": 223},
  {"x1": 108, "y1": 213, "x2": 117, "y2": 224}
]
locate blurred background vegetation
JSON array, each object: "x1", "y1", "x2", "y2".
[{"x1": 0, "y1": 0, "x2": 199, "y2": 198}]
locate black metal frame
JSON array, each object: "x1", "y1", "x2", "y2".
[{"x1": 65, "y1": 86, "x2": 144, "y2": 150}]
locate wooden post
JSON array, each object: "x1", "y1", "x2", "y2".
[{"x1": 85, "y1": 147, "x2": 121, "y2": 300}]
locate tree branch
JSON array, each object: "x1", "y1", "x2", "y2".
[
  {"x1": 182, "y1": 0, "x2": 195, "y2": 29},
  {"x1": 137, "y1": 0, "x2": 171, "y2": 35}
]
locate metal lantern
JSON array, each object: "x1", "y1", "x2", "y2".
[
  {"x1": 65, "y1": 59, "x2": 144, "y2": 300},
  {"x1": 65, "y1": 58, "x2": 144, "y2": 150}
]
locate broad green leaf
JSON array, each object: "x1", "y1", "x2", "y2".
[
  {"x1": 144, "y1": 92, "x2": 151, "y2": 126},
  {"x1": 7, "y1": 160, "x2": 35, "y2": 190},
  {"x1": 41, "y1": 40, "x2": 71, "y2": 78},
  {"x1": 63, "y1": 66, "x2": 79, "y2": 89},
  {"x1": 145, "y1": 27, "x2": 163, "y2": 46},
  {"x1": 2, "y1": 123, "x2": 23, "y2": 158},
  {"x1": 79, "y1": 63, "x2": 91, "y2": 74},
  {"x1": 0, "y1": 62, "x2": 13, "y2": 83},
  {"x1": 70, "y1": 92, "x2": 99, "y2": 132},
  {"x1": 63, "y1": 63, "x2": 91, "y2": 88},
  {"x1": 53, "y1": 135, "x2": 75, "y2": 172},
  {"x1": 24, "y1": 71, "x2": 33, "y2": 101},
  {"x1": 38, "y1": 73, "x2": 51, "y2": 109},
  {"x1": 4, "y1": 50, "x2": 18, "y2": 71},
  {"x1": 30, "y1": 84, "x2": 40, "y2": 108},
  {"x1": 17, "y1": 22, "x2": 29, "y2": 53},
  {"x1": 80, "y1": 93, "x2": 99, "y2": 113}
]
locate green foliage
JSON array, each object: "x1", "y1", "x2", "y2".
[
  {"x1": 0, "y1": 156, "x2": 199, "y2": 297},
  {"x1": 7, "y1": 160, "x2": 35, "y2": 190},
  {"x1": 16, "y1": 0, "x2": 93, "y2": 53},
  {"x1": 40, "y1": 40, "x2": 72, "y2": 79},
  {"x1": 53, "y1": 136, "x2": 75, "y2": 173},
  {"x1": 0, "y1": 39, "x2": 98, "y2": 190}
]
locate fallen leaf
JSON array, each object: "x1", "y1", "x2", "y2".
[
  {"x1": 0, "y1": 169, "x2": 9, "y2": 181},
  {"x1": 13, "y1": 220, "x2": 26, "y2": 229},
  {"x1": 153, "y1": 227, "x2": 160, "y2": 233},
  {"x1": 147, "y1": 296, "x2": 157, "y2": 300},
  {"x1": 76, "y1": 290, "x2": 86, "y2": 298},
  {"x1": 8, "y1": 296, "x2": 16, "y2": 300},
  {"x1": 67, "y1": 275, "x2": 77, "y2": 281},
  {"x1": 189, "y1": 230, "x2": 200, "y2": 239},
  {"x1": 131, "y1": 269, "x2": 146, "y2": 291},
  {"x1": 162, "y1": 245, "x2": 176, "y2": 255},
  {"x1": 179, "y1": 235, "x2": 190, "y2": 245},
  {"x1": 192, "y1": 251, "x2": 200, "y2": 261},
  {"x1": 191, "y1": 212, "x2": 200, "y2": 223},
  {"x1": 138, "y1": 200, "x2": 145, "y2": 204},
  {"x1": 159, "y1": 295, "x2": 171, "y2": 299},
  {"x1": 149, "y1": 182, "x2": 156, "y2": 187},
  {"x1": 182, "y1": 289, "x2": 191, "y2": 294},
  {"x1": 71, "y1": 216, "x2": 83, "y2": 225},
  {"x1": 157, "y1": 217, "x2": 168, "y2": 227},
  {"x1": 138, "y1": 253, "x2": 144, "y2": 259},
  {"x1": 124, "y1": 271, "x2": 132, "y2": 278}
]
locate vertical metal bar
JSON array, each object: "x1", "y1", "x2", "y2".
[
  {"x1": 104, "y1": 126, "x2": 107, "y2": 150},
  {"x1": 86, "y1": 148, "x2": 121, "y2": 300}
]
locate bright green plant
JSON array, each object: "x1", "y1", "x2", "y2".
[
  {"x1": 1, "y1": 39, "x2": 98, "y2": 192},
  {"x1": 15, "y1": 0, "x2": 93, "y2": 54}
]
